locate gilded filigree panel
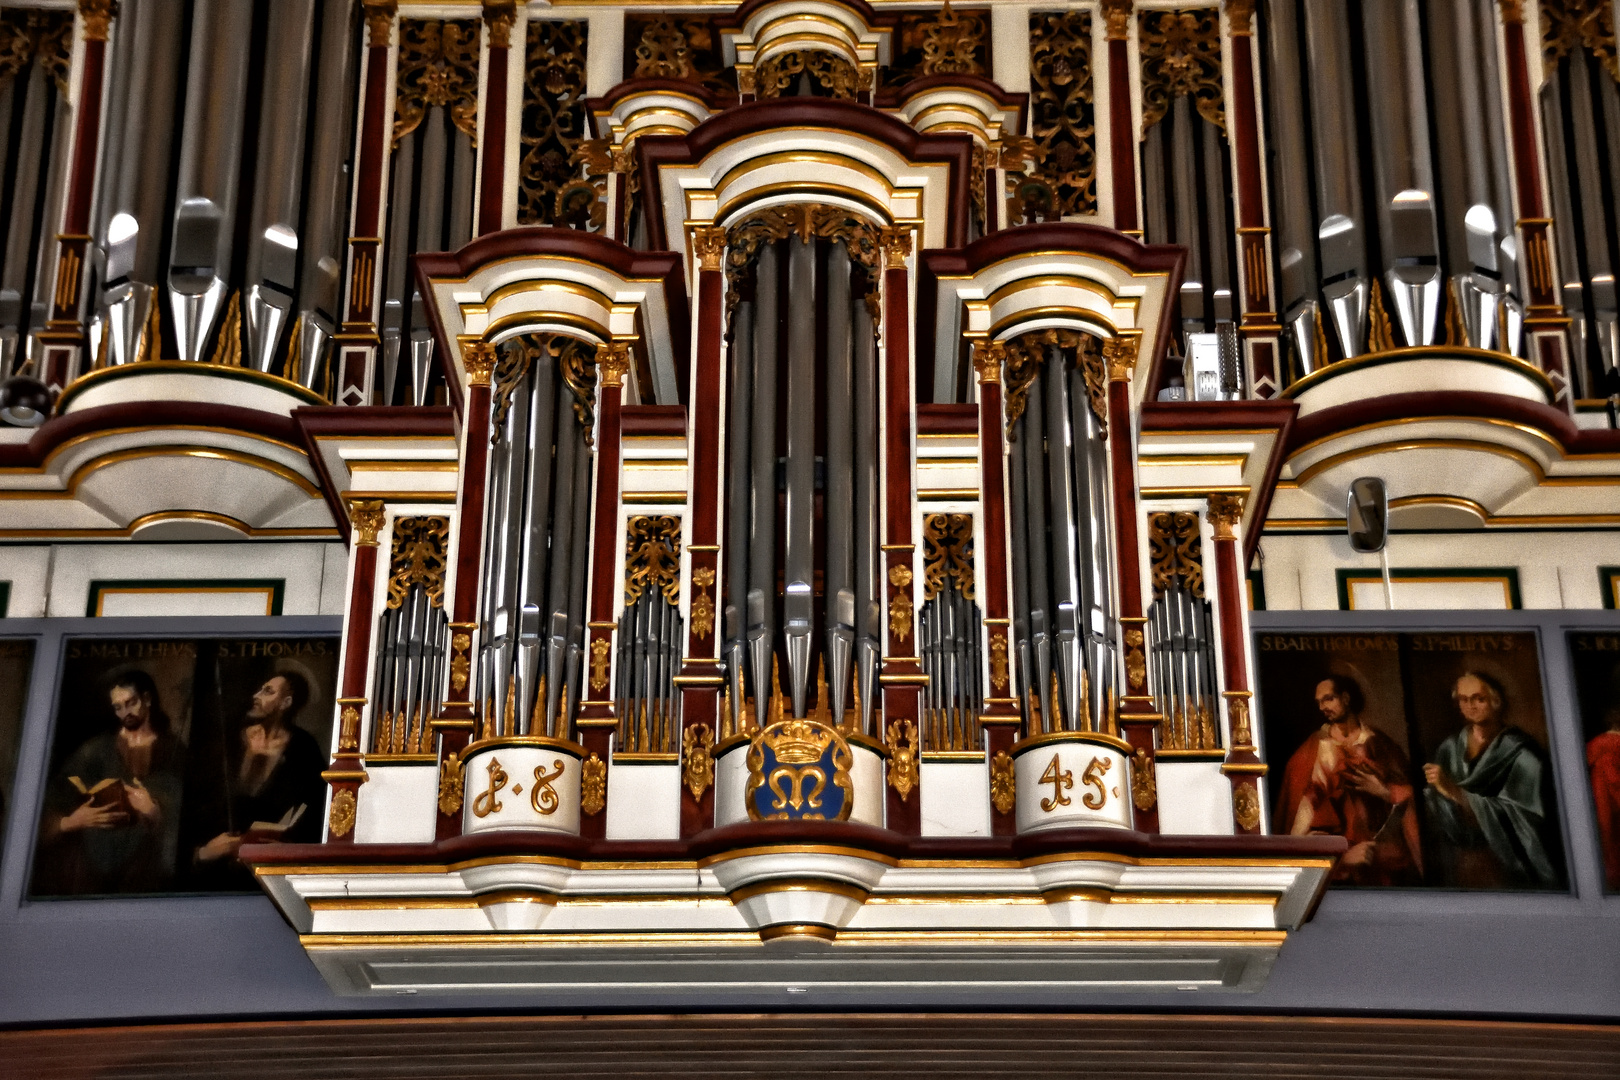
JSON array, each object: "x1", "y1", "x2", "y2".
[
  {"x1": 0, "y1": 8, "x2": 70, "y2": 94},
  {"x1": 888, "y1": 2, "x2": 990, "y2": 84},
  {"x1": 755, "y1": 50, "x2": 861, "y2": 99},
  {"x1": 1001, "y1": 328, "x2": 1105, "y2": 440},
  {"x1": 1541, "y1": 0, "x2": 1619, "y2": 81},
  {"x1": 723, "y1": 204, "x2": 884, "y2": 327},
  {"x1": 1026, "y1": 12, "x2": 1098, "y2": 218},
  {"x1": 624, "y1": 515, "x2": 683, "y2": 607},
  {"x1": 1138, "y1": 8, "x2": 1226, "y2": 134},
  {"x1": 1148, "y1": 511, "x2": 1205, "y2": 599},
  {"x1": 625, "y1": 14, "x2": 736, "y2": 94},
  {"x1": 386, "y1": 517, "x2": 450, "y2": 610},
  {"x1": 519, "y1": 19, "x2": 591, "y2": 227},
  {"x1": 393, "y1": 19, "x2": 481, "y2": 148},
  {"x1": 923, "y1": 514, "x2": 975, "y2": 602}
]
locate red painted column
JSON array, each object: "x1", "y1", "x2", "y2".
[
  {"x1": 38, "y1": 0, "x2": 117, "y2": 397},
  {"x1": 1223, "y1": 0, "x2": 1281, "y2": 399},
  {"x1": 575, "y1": 343, "x2": 628, "y2": 840},
  {"x1": 1209, "y1": 494, "x2": 1263, "y2": 834},
  {"x1": 1104, "y1": 334, "x2": 1159, "y2": 833},
  {"x1": 675, "y1": 226, "x2": 727, "y2": 837},
  {"x1": 973, "y1": 341, "x2": 1021, "y2": 835},
  {"x1": 879, "y1": 226, "x2": 924, "y2": 835},
  {"x1": 1102, "y1": 0, "x2": 1139, "y2": 234},
  {"x1": 476, "y1": 2, "x2": 514, "y2": 237},
  {"x1": 1496, "y1": 0, "x2": 1572, "y2": 407},
  {"x1": 335, "y1": 0, "x2": 397, "y2": 407},
  {"x1": 324, "y1": 499, "x2": 385, "y2": 843},
  {"x1": 432, "y1": 340, "x2": 496, "y2": 839}
]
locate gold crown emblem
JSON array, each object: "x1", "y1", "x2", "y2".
[{"x1": 762, "y1": 719, "x2": 834, "y2": 765}]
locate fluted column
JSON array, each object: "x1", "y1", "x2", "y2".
[
  {"x1": 476, "y1": 2, "x2": 515, "y2": 236},
  {"x1": 1209, "y1": 494, "x2": 1264, "y2": 835},
  {"x1": 432, "y1": 340, "x2": 497, "y2": 839},
  {"x1": 1101, "y1": 0, "x2": 1139, "y2": 234},
  {"x1": 1104, "y1": 334, "x2": 1159, "y2": 833},
  {"x1": 973, "y1": 341, "x2": 1020, "y2": 835},
  {"x1": 336, "y1": 0, "x2": 397, "y2": 406},
  {"x1": 1495, "y1": 0, "x2": 1572, "y2": 405},
  {"x1": 879, "y1": 226, "x2": 925, "y2": 835},
  {"x1": 1223, "y1": 0, "x2": 1281, "y2": 398},
  {"x1": 576, "y1": 342, "x2": 628, "y2": 840},
  {"x1": 324, "y1": 498, "x2": 385, "y2": 843},
  {"x1": 39, "y1": 0, "x2": 118, "y2": 396},
  {"x1": 676, "y1": 226, "x2": 727, "y2": 837}
]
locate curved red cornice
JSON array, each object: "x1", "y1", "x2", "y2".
[
  {"x1": 294, "y1": 405, "x2": 458, "y2": 544},
  {"x1": 0, "y1": 400, "x2": 304, "y2": 470},
  {"x1": 412, "y1": 229, "x2": 689, "y2": 414},
  {"x1": 636, "y1": 97, "x2": 976, "y2": 251},
  {"x1": 872, "y1": 73, "x2": 1029, "y2": 134},
  {"x1": 584, "y1": 77, "x2": 740, "y2": 137},
  {"x1": 917, "y1": 222, "x2": 1188, "y2": 391},
  {"x1": 1284, "y1": 389, "x2": 1620, "y2": 459},
  {"x1": 716, "y1": 0, "x2": 899, "y2": 34}
]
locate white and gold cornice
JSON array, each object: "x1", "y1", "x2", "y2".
[{"x1": 720, "y1": 0, "x2": 893, "y2": 71}]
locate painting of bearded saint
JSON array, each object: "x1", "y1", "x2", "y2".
[{"x1": 1276, "y1": 674, "x2": 1422, "y2": 886}]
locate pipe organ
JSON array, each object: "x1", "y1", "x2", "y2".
[{"x1": 8, "y1": 0, "x2": 1616, "y2": 998}]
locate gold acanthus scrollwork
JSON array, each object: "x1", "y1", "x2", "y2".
[
  {"x1": 989, "y1": 750, "x2": 1015, "y2": 814},
  {"x1": 482, "y1": 0, "x2": 516, "y2": 49},
  {"x1": 560, "y1": 337, "x2": 600, "y2": 443},
  {"x1": 682, "y1": 723, "x2": 714, "y2": 799},
  {"x1": 723, "y1": 204, "x2": 884, "y2": 330},
  {"x1": 628, "y1": 14, "x2": 735, "y2": 95},
  {"x1": 988, "y1": 631, "x2": 1010, "y2": 692},
  {"x1": 886, "y1": 719, "x2": 919, "y2": 800},
  {"x1": 1131, "y1": 746, "x2": 1157, "y2": 811},
  {"x1": 580, "y1": 753, "x2": 606, "y2": 815},
  {"x1": 338, "y1": 706, "x2": 362, "y2": 753},
  {"x1": 1148, "y1": 511, "x2": 1205, "y2": 599},
  {"x1": 386, "y1": 516, "x2": 449, "y2": 610},
  {"x1": 519, "y1": 19, "x2": 591, "y2": 228},
  {"x1": 916, "y1": 0, "x2": 985, "y2": 76},
  {"x1": 922, "y1": 514, "x2": 975, "y2": 602},
  {"x1": 1541, "y1": 0, "x2": 1618, "y2": 82},
  {"x1": 0, "y1": 8, "x2": 72, "y2": 91},
  {"x1": 1138, "y1": 8, "x2": 1226, "y2": 135},
  {"x1": 327, "y1": 789, "x2": 357, "y2": 838},
  {"x1": 589, "y1": 638, "x2": 611, "y2": 692},
  {"x1": 438, "y1": 750, "x2": 464, "y2": 815},
  {"x1": 690, "y1": 567, "x2": 717, "y2": 639},
  {"x1": 1232, "y1": 782, "x2": 1261, "y2": 831},
  {"x1": 623, "y1": 515, "x2": 682, "y2": 607},
  {"x1": 1026, "y1": 11, "x2": 1098, "y2": 219},
  {"x1": 489, "y1": 335, "x2": 594, "y2": 442},
  {"x1": 888, "y1": 563, "x2": 915, "y2": 640},
  {"x1": 346, "y1": 499, "x2": 386, "y2": 547},
  {"x1": 449, "y1": 631, "x2": 473, "y2": 692},
  {"x1": 393, "y1": 19, "x2": 481, "y2": 149},
  {"x1": 756, "y1": 49, "x2": 860, "y2": 99},
  {"x1": 1000, "y1": 329, "x2": 1106, "y2": 441},
  {"x1": 1123, "y1": 628, "x2": 1147, "y2": 690}
]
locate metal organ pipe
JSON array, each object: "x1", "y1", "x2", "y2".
[
  {"x1": 783, "y1": 238, "x2": 817, "y2": 718},
  {"x1": 724, "y1": 301, "x2": 755, "y2": 731},
  {"x1": 169, "y1": 0, "x2": 254, "y2": 363},
  {"x1": 244, "y1": 0, "x2": 316, "y2": 374},
  {"x1": 852, "y1": 289, "x2": 879, "y2": 735},
  {"x1": 1264, "y1": 0, "x2": 1322, "y2": 374},
  {"x1": 824, "y1": 244, "x2": 855, "y2": 727},
  {"x1": 1021, "y1": 370, "x2": 1054, "y2": 731},
  {"x1": 1303, "y1": 0, "x2": 1369, "y2": 358},
  {"x1": 747, "y1": 244, "x2": 780, "y2": 719},
  {"x1": 1566, "y1": 47, "x2": 1620, "y2": 375},
  {"x1": 1043, "y1": 346, "x2": 1083, "y2": 730}
]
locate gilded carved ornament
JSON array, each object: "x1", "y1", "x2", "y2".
[
  {"x1": 386, "y1": 517, "x2": 449, "y2": 610},
  {"x1": 912, "y1": 0, "x2": 985, "y2": 76},
  {"x1": 888, "y1": 563, "x2": 915, "y2": 641},
  {"x1": 589, "y1": 638, "x2": 611, "y2": 692},
  {"x1": 449, "y1": 631, "x2": 473, "y2": 692},
  {"x1": 1207, "y1": 493, "x2": 1244, "y2": 541},
  {"x1": 1498, "y1": 0, "x2": 1526, "y2": 26},
  {"x1": 1148, "y1": 511, "x2": 1205, "y2": 599},
  {"x1": 347, "y1": 499, "x2": 386, "y2": 547},
  {"x1": 1223, "y1": 0, "x2": 1255, "y2": 37},
  {"x1": 595, "y1": 341, "x2": 632, "y2": 389},
  {"x1": 1131, "y1": 746, "x2": 1157, "y2": 811},
  {"x1": 438, "y1": 751, "x2": 464, "y2": 816},
  {"x1": 971, "y1": 340, "x2": 1004, "y2": 385},
  {"x1": 0, "y1": 8, "x2": 73, "y2": 93},
  {"x1": 1227, "y1": 694, "x2": 1255, "y2": 748},
  {"x1": 756, "y1": 49, "x2": 861, "y2": 99},
  {"x1": 886, "y1": 719, "x2": 919, "y2": 800},
  {"x1": 922, "y1": 514, "x2": 975, "y2": 603},
  {"x1": 629, "y1": 14, "x2": 735, "y2": 95},
  {"x1": 880, "y1": 226, "x2": 913, "y2": 265},
  {"x1": 691, "y1": 226, "x2": 727, "y2": 273},
  {"x1": 328, "y1": 789, "x2": 358, "y2": 838},
  {"x1": 338, "y1": 706, "x2": 363, "y2": 753},
  {"x1": 1103, "y1": 333, "x2": 1140, "y2": 382},
  {"x1": 392, "y1": 19, "x2": 482, "y2": 148},
  {"x1": 482, "y1": 1, "x2": 517, "y2": 49},
  {"x1": 1001, "y1": 329, "x2": 1106, "y2": 441},
  {"x1": 690, "y1": 567, "x2": 717, "y2": 639},
  {"x1": 1139, "y1": 8, "x2": 1227, "y2": 135},
  {"x1": 1232, "y1": 782, "x2": 1261, "y2": 831},
  {"x1": 723, "y1": 205, "x2": 883, "y2": 329},
  {"x1": 1025, "y1": 12, "x2": 1098, "y2": 219},
  {"x1": 461, "y1": 339, "x2": 498, "y2": 386},
  {"x1": 624, "y1": 516, "x2": 683, "y2": 607},
  {"x1": 77, "y1": 0, "x2": 117, "y2": 42},
  {"x1": 1541, "y1": 0, "x2": 1618, "y2": 82},
  {"x1": 580, "y1": 753, "x2": 606, "y2": 815},
  {"x1": 1100, "y1": 0, "x2": 1133, "y2": 41},
  {"x1": 363, "y1": 0, "x2": 397, "y2": 47},
  {"x1": 989, "y1": 750, "x2": 1015, "y2": 814},
  {"x1": 519, "y1": 19, "x2": 592, "y2": 228},
  {"x1": 682, "y1": 724, "x2": 715, "y2": 799}
]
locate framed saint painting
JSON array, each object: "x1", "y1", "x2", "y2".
[
  {"x1": 28, "y1": 635, "x2": 338, "y2": 898},
  {"x1": 0, "y1": 638, "x2": 35, "y2": 853},
  {"x1": 1256, "y1": 630, "x2": 1566, "y2": 891},
  {"x1": 1565, "y1": 631, "x2": 1620, "y2": 893}
]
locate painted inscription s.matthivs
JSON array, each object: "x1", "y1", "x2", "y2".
[
  {"x1": 30, "y1": 637, "x2": 338, "y2": 898},
  {"x1": 1258, "y1": 632, "x2": 1566, "y2": 891}
]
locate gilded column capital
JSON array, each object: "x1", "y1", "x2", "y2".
[
  {"x1": 363, "y1": 0, "x2": 398, "y2": 47},
  {"x1": 1102, "y1": 332, "x2": 1140, "y2": 381},
  {"x1": 482, "y1": 0, "x2": 517, "y2": 48},
  {"x1": 347, "y1": 499, "x2": 387, "y2": 546},
  {"x1": 691, "y1": 226, "x2": 727, "y2": 273},
  {"x1": 1100, "y1": 0, "x2": 1133, "y2": 41},
  {"x1": 737, "y1": 66, "x2": 757, "y2": 96},
  {"x1": 880, "y1": 226, "x2": 913, "y2": 267},
  {"x1": 971, "y1": 340, "x2": 1005, "y2": 385},
  {"x1": 78, "y1": 0, "x2": 118, "y2": 40},
  {"x1": 595, "y1": 341, "x2": 633, "y2": 388},
  {"x1": 1496, "y1": 0, "x2": 1525, "y2": 25},
  {"x1": 1207, "y1": 493, "x2": 1244, "y2": 541},
  {"x1": 1223, "y1": 0, "x2": 1254, "y2": 36},
  {"x1": 461, "y1": 339, "x2": 498, "y2": 386}
]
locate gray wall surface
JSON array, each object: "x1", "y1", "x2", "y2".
[{"x1": 0, "y1": 612, "x2": 1616, "y2": 1024}]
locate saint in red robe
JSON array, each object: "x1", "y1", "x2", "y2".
[
  {"x1": 1277, "y1": 722, "x2": 1423, "y2": 886},
  {"x1": 1587, "y1": 730, "x2": 1620, "y2": 892}
]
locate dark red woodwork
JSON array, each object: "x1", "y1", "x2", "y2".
[
  {"x1": 476, "y1": 37, "x2": 509, "y2": 237},
  {"x1": 341, "y1": 543, "x2": 381, "y2": 701},
  {"x1": 1224, "y1": 24, "x2": 1279, "y2": 398},
  {"x1": 1108, "y1": 36, "x2": 1137, "y2": 233},
  {"x1": 347, "y1": 32, "x2": 392, "y2": 325},
  {"x1": 580, "y1": 377, "x2": 625, "y2": 726},
  {"x1": 977, "y1": 365, "x2": 1020, "y2": 835},
  {"x1": 916, "y1": 403, "x2": 978, "y2": 435},
  {"x1": 292, "y1": 406, "x2": 458, "y2": 544},
  {"x1": 872, "y1": 73, "x2": 1029, "y2": 132}
]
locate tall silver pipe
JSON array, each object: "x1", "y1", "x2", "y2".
[
  {"x1": 748, "y1": 244, "x2": 780, "y2": 695},
  {"x1": 1304, "y1": 0, "x2": 1369, "y2": 356},
  {"x1": 564, "y1": 421, "x2": 595, "y2": 733},
  {"x1": 725, "y1": 303, "x2": 756, "y2": 650},
  {"x1": 824, "y1": 245, "x2": 854, "y2": 647},
  {"x1": 1362, "y1": 0, "x2": 1441, "y2": 347},
  {"x1": 381, "y1": 135, "x2": 417, "y2": 400},
  {"x1": 448, "y1": 129, "x2": 476, "y2": 250},
  {"x1": 114, "y1": 0, "x2": 181, "y2": 290},
  {"x1": 1569, "y1": 47, "x2": 1620, "y2": 376},
  {"x1": 1007, "y1": 390, "x2": 1033, "y2": 726},
  {"x1": 31, "y1": 73, "x2": 72, "y2": 329},
  {"x1": 299, "y1": 0, "x2": 358, "y2": 345},
  {"x1": 1169, "y1": 98, "x2": 1205, "y2": 331},
  {"x1": 1141, "y1": 123, "x2": 1169, "y2": 246},
  {"x1": 1, "y1": 67, "x2": 48, "y2": 299},
  {"x1": 544, "y1": 391, "x2": 580, "y2": 733},
  {"x1": 852, "y1": 292, "x2": 878, "y2": 733},
  {"x1": 783, "y1": 238, "x2": 817, "y2": 717},
  {"x1": 1542, "y1": 77, "x2": 1592, "y2": 391},
  {"x1": 171, "y1": 0, "x2": 254, "y2": 305},
  {"x1": 1266, "y1": 0, "x2": 1322, "y2": 374},
  {"x1": 518, "y1": 348, "x2": 558, "y2": 731},
  {"x1": 245, "y1": 0, "x2": 316, "y2": 372}
]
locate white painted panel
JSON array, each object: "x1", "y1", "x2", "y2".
[
  {"x1": 0, "y1": 546, "x2": 50, "y2": 617},
  {"x1": 97, "y1": 587, "x2": 278, "y2": 617},
  {"x1": 1348, "y1": 577, "x2": 1511, "y2": 610},
  {"x1": 46, "y1": 543, "x2": 334, "y2": 616},
  {"x1": 605, "y1": 761, "x2": 680, "y2": 839},
  {"x1": 920, "y1": 760, "x2": 991, "y2": 837},
  {"x1": 1156, "y1": 760, "x2": 1237, "y2": 835},
  {"x1": 354, "y1": 765, "x2": 439, "y2": 844}
]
